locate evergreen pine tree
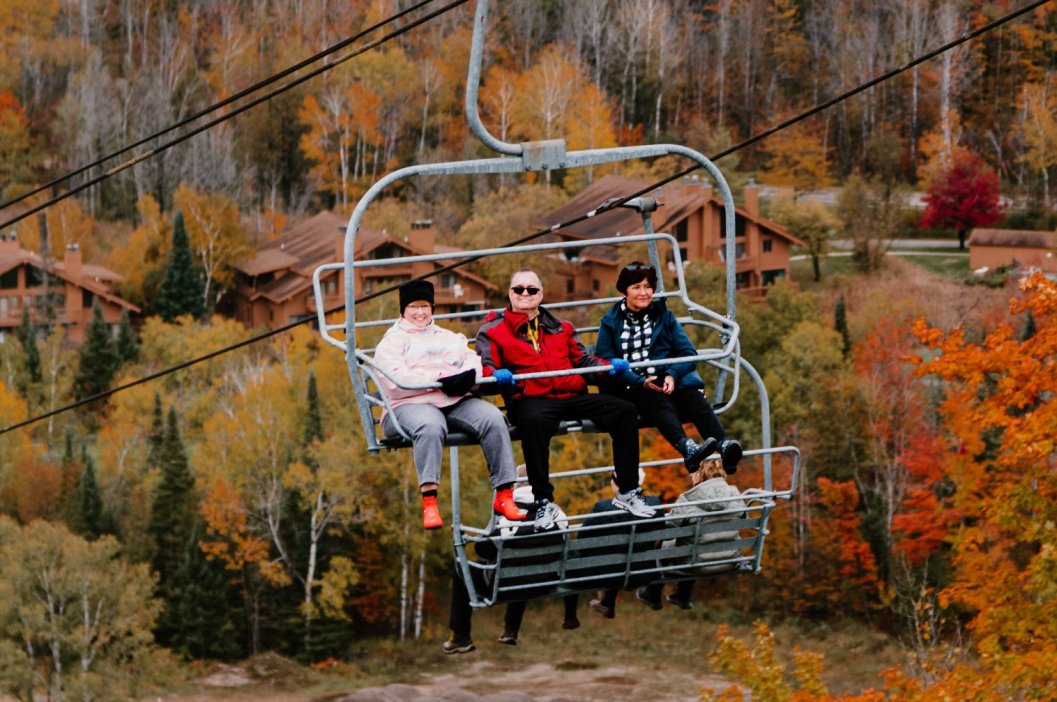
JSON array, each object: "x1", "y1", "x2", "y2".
[
  {"x1": 15, "y1": 307, "x2": 42, "y2": 394},
  {"x1": 157, "y1": 211, "x2": 205, "y2": 321},
  {"x1": 79, "y1": 454, "x2": 104, "y2": 539},
  {"x1": 1022, "y1": 309, "x2": 1037, "y2": 341},
  {"x1": 147, "y1": 392, "x2": 164, "y2": 467},
  {"x1": 834, "y1": 294, "x2": 852, "y2": 358},
  {"x1": 73, "y1": 300, "x2": 120, "y2": 400},
  {"x1": 115, "y1": 308, "x2": 140, "y2": 363},
  {"x1": 150, "y1": 406, "x2": 197, "y2": 645},
  {"x1": 303, "y1": 373, "x2": 323, "y2": 459},
  {"x1": 165, "y1": 522, "x2": 247, "y2": 661}
]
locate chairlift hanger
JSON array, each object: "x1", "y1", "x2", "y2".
[{"x1": 312, "y1": 0, "x2": 799, "y2": 608}]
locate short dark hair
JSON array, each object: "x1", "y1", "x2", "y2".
[{"x1": 616, "y1": 262, "x2": 658, "y2": 294}]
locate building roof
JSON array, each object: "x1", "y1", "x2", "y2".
[
  {"x1": 0, "y1": 248, "x2": 139, "y2": 312},
  {"x1": 236, "y1": 211, "x2": 497, "y2": 304},
  {"x1": 969, "y1": 228, "x2": 1057, "y2": 249},
  {"x1": 535, "y1": 174, "x2": 805, "y2": 247},
  {"x1": 236, "y1": 211, "x2": 351, "y2": 278}
]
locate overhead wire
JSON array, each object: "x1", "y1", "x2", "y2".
[
  {"x1": 0, "y1": 0, "x2": 441, "y2": 214},
  {"x1": 1, "y1": 0, "x2": 1048, "y2": 436},
  {"x1": 0, "y1": 0, "x2": 471, "y2": 232}
]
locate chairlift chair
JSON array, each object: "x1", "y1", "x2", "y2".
[{"x1": 312, "y1": 0, "x2": 800, "y2": 608}]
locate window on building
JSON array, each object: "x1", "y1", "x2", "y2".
[
  {"x1": 763, "y1": 238, "x2": 773, "y2": 252},
  {"x1": 566, "y1": 278, "x2": 574, "y2": 293},
  {"x1": 24, "y1": 265, "x2": 45, "y2": 287},
  {"x1": 369, "y1": 244, "x2": 404, "y2": 260},
  {"x1": 592, "y1": 279, "x2": 600, "y2": 291},
  {"x1": 735, "y1": 272, "x2": 752, "y2": 289},
  {"x1": 0, "y1": 268, "x2": 17, "y2": 289},
  {"x1": 269, "y1": 309, "x2": 274, "y2": 321},
  {"x1": 440, "y1": 274, "x2": 456, "y2": 289},
  {"x1": 679, "y1": 247, "x2": 688, "y2": 263},
  {"x1": 762, "y1": 269, "x2": 786, "y2": 286},
  {"x1": 720, "y1": 215, "x2": 747, "y2": 239},
  {"x1": 735, "y1": 242, "x2": 746, "y2": 259},
  {"x1": 674, "y1": 219, "x2": 688, "y2": 242}
]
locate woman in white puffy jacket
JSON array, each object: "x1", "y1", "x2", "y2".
[{"x1": 373, "y1": 280, "x2": 528, "y2": 530}]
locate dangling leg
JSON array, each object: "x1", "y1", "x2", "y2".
[
  {"x1": 387, "y1": 404, "x2": 448, "y2": 529},
  {"x1": 445, "y1": 398, "x2": 525, "y2": 520},
  {"x1": 672, "y1": 388, "x2": 741, "y2": 474}
]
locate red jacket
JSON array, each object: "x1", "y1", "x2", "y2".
[{"x1": 476, "y1": 306, "x2": 604, "y2": 400}]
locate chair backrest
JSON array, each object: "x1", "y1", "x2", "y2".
[{"x1": 317, "y1": 233, "x2": 740, "y2": 452}]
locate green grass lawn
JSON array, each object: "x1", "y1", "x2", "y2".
[
  {"x1": 897, "y1": 253, "x2": 969, "y2": 279},
  {"x1": 791, "y1": 251, "x2": 970, "y2": 289}
]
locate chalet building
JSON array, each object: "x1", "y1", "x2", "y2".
[
  {"x1": 0, "y1": 232, "x2": 139, "y2": 343},
  {"x1": 228, "y1": 212, "x2": 497, "y2": 329},
  {"x1": 968, "y1": 228, "x2": 1057, "y2": 277},
  {"x1": 533, "y1": 175, "x2": 805, "y2": 300}
]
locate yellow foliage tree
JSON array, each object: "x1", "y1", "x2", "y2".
[
  {"x1": 761, "y1": 117, "x2": 833, "y2": 192},
  {"x1": 172, "y1": 183, "x2": 250, "y2": 312},
  {"x1": 16, "y1": 198, "x2": 98, "y2": 261},
  {"x1": 106, "y1": 194, "x2": 172, "y2": 308}
]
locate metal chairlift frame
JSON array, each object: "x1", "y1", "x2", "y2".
[{"x1": 312, "y1": 0, "x2": 800, "y2": 608}]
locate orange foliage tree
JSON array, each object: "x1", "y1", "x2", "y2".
[{"x1": 714, "y1": 275, "x2": 1057, "y2": 699}]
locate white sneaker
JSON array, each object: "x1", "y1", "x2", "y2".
[
  {"x1": 533, "y1": 499, "x2": 562, "y2": 530},
  {"x1": 614, "y1": 488, "x2": 655, "y2": 518}
]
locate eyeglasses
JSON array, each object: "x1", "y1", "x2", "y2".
[
  {"x1": 510, "y1": 286, "x2": 541, "y2": 296},
  {"x1": 624, "y1": 262, "x2": 652, "y2": 272},
  {"x1": 405, "y1": 302, "x2": 432, "y2": 310}
]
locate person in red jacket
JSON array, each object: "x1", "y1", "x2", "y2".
[{"x1": 476, "y1": 268, "x2": 655, "y2": 529}]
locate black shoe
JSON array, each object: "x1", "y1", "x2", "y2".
[
  {"x1": 666, "y1": 592, "x2": 694, "y2": 610},
  {"x1": 589, "y1": 598, "x2": 615, "y2": 619},
  {"x1": 562, "y1": 617, "x2": 580, "y2": 630},
  {"x1": 680, "y1": 437, "x2": 717, "y2": 474},
  {"x1": 719, "y1": 439, "x2": 742, "y2": 474},
  {"x1": 635, "y1": 586, "x2": 662, "y2": 611},
  {"x1": 442, "y1": 634, "x2": 475, "y2": 654},
  {"x1": 497, "y1": 631, "x2": 518, "y2": 646}
]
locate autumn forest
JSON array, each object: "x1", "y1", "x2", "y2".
[{"x1": 1, "y1": 1, "x2": 1056, "y2": 700}]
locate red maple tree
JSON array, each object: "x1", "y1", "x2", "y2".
[{"x1": 920, "y1": 150, "x2": 1005, "y2": 250}]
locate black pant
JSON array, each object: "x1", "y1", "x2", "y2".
[
  {"x1": 507, "y1": 393, "x2": 641, "y2": 502},
  {"x1": 448, "y1": 572, "x2": 577, "y2": 638},
  {"x1": 607, "y1": 386, "x2": 725, "y2": 453},
  {"x1": 596, "y1": 578, "x2": 694, "y2": 608}
]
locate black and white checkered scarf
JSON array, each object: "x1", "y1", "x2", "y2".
[{"x1": 618, "y1": 302, "x2": 655, "y2": 376}]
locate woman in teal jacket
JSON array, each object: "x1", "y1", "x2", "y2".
[{"x1": 595, "y1": 262, "x2": 742, "y2": 474}]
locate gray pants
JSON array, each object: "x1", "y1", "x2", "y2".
[{"x1": 382, "y1": 398, "x2": 517, "y2": 489}]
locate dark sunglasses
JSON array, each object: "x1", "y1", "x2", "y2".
[{"x1": 510, "y1": 286, "x2": 541, "y2": 296}]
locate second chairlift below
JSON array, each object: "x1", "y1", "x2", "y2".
[{"x1": 372, "y1": 261, "x2": 743, "y2": 530}]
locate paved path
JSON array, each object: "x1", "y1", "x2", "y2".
[{"x1": 828, "y1": 238, "x2": 963, "y2": 250}]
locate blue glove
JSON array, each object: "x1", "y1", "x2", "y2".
[
  {"x1": 492, "y1": 368, "x2": 516, "y2": 387},
  {"x1": 608, "y1": 358, "x2": 630, "y2": 375}
]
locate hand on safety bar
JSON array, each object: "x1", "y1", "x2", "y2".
[
  {"x1": 491, "y1": 368, "x2": 517, "y2": 387},
  {"x1": 608, "y1": 358, "x2": 630, "y2": 375}
]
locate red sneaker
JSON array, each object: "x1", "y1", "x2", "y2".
[
  {"x1": 422, "y1": 496, "x2": 443, "y2": 530},
  {"x1": 492, "y1": 488, "x2": 528, "y2": 521}
]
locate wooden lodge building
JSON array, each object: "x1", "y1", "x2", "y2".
[
  {"x1": 533, "y1": 175, "x2": 804, "y2": 301},
  {"x1": 0, "y1": 232, "x2": 139, "y2": 343},
  {"x1": 228, "y1": 212, "x2": 497, "y2": 329}
]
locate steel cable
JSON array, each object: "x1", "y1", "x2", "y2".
[{"x1": 1, "y1": 0, "x2": 1047, "y2": 435}]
